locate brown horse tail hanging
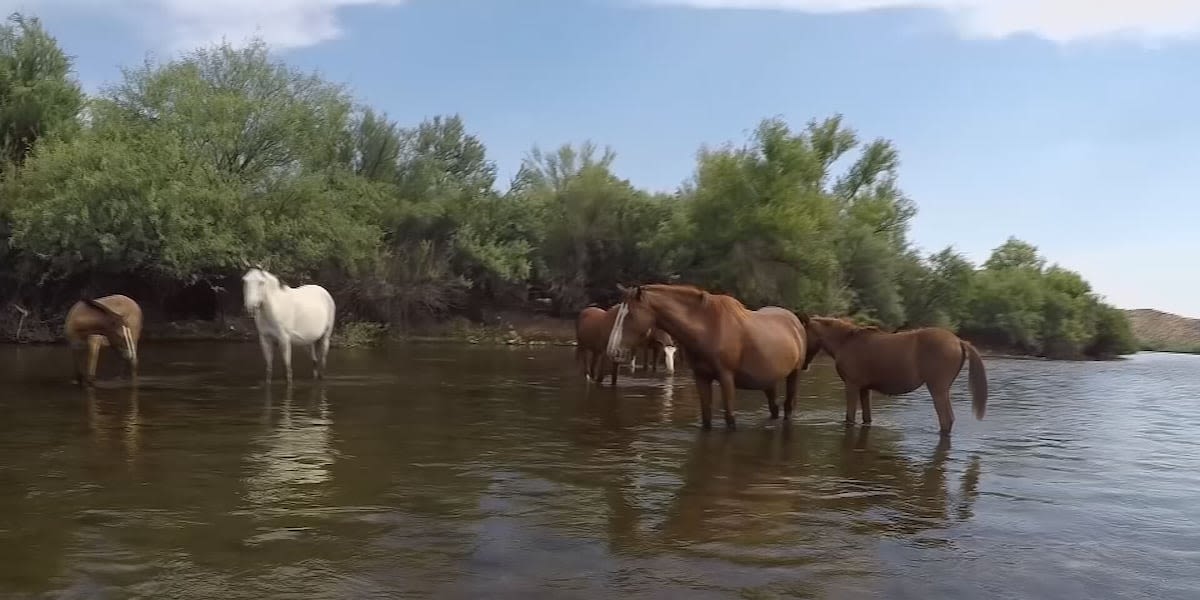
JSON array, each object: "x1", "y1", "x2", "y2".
[{"x1": 961, "y1": 340, "x2": 989, "y2": 419}]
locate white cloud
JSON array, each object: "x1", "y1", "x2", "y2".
[
  {"x1": 0, "y1": 0, "x2": 406, "y2": 51},
  {"x1": 646, "y1": 0, "x2": 1200, "y2": 43}
]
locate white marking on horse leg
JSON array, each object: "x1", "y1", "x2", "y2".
[{"x1": 664, "y1": 346, "x2": 677, "y2": 373}]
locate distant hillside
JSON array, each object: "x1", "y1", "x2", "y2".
[{"x1": 1123, "y1": 309, "x2": 1200, "y2": 353}]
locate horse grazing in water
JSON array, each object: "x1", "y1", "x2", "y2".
[
  {"x1": 804, "y1": 317, "x2": 988, "y2": 436},
  {"x1": 634, "y1": 328, "x2": 677, "y2": 375},
  {"x1": 64, "y1": 294, "x2": 143, "y2": 385},
  {"x1": 242, "y1": 267, "x2": 336, "y2": 384},
  {"x1": 606, "y1": 284, "x2": 815, "y2": 429}
]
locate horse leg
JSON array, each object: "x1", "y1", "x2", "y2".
[
  {"x1": 70, "y1": 342, "x2": 87, "y2": 385},
  {"x1": 783, "y1": 369, "x2": 799, "y2": 419},
  {"x1": 259, "y1": 335, "x2": 274, "y2": 382},
  {"x1": 609, "y1": 358, "x2": 618, "y2": 387},
  {"x1": 311, "y1": 343, "x2": 321, "y2": 380},
  {"x1": 859, "y1": 388, "x2": 872, "y2": 425},
  {"x1": 86, "y1": 336, "x2": 103, "y2": 386},
  {"x1": 718, "y1": 371, "x2": 737, "y2": 429},
  {"x1": 928, "y1": 383, "x2": 954, "y2": 436},
  {"x1": 844, "y1": 385, "x2": 859, "y2": 425},
  {"x1": 318, "y1": 333, "x2": 332, "y2": 379},
  {"x1": 763, "y1": 385, "x2": 779, "y2": 419},
  {"x1": 280, "y1": 338, "x2": 294, "y2": 385},
  {"x1": 694, "y1": 374, "x2": 714, "y2": 430}
]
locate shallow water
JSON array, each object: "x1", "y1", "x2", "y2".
[{"x1": 0, "y1": 343, "x2": 1197, "y2": 598}]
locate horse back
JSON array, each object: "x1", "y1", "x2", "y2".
[
  {"x1": 276, "y1": 285, "x2": 336, "y2": 340},
  {"x1": 65, "y1": 294, "x2": 143, "y2": 341},
  {"x1": 576, "y1": 306, "x2": 615, "y2": 352},
  {"x1": 842, "y1": 327, "x2": 962, "y2": 392},
  {"x1": 705, "y1": 306, "x2": 806, "y2": 381}
]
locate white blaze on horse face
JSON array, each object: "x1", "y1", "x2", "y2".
[
  {"x1": 606, "y1": 302, "x2": 630, "y2": 360},
  {"x1": 663, "y1": 345, "x2": 677, "y2": 373}
]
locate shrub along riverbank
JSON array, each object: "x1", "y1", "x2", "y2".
[{"x1": 0, "y1": 14, "x2": 1137, "y2": 359}]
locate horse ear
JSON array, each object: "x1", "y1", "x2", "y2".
[
  {"x1": 634, "y1": 286, "x2": 643, "y2": 300},
  {"x1": 617, "y1": 284, "x2": 630, "y2": 295}
]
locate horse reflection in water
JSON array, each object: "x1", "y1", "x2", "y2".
[
  {"x1": 657, "y1": 426, "x2": 982, "y2": 558},
  {"x1": 84, "y1": 383, "x2": 141, "y2": 469},
  {"x1": 246, "y1": 384, "x2": 335, "y2": 510}
]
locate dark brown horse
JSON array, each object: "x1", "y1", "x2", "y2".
[
  {"x1": 606, "y1": 284, "x2": 815, "y2": 429},
  {"x1": 634, "y1": 328, "x2": 678, "y2": 374},
  {"x1": 805, "y1": 317, "x2": 988, "y2": 436},
  {"x1": 64, "y1": 295, "x2": 143, "y2": 385}
]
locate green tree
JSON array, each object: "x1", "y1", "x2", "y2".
[
  {"x1": 665, "y1": 118, "x2": 842, "y2": 311},
  {"x1": 0, "y1": 13, "x2": 83, "y2": 171},
  {"x1": 513, "y1": 142, "x2": 669, "y2": 312}
]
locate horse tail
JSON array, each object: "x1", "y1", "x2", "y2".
[
  {"x1": 961, "y1": 340, "x2": 988, "y2": 420},
  {"x1": 83, "y1": 298, "x2": 126, "y2": 325}
]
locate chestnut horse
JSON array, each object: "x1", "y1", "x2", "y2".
[
  {"x1": 805, "y1": 317, "x2": 988, "y2": 436},
  {"x1": 634, "y1": 328, "x2": 677, "y2": 374},
  {"x1": 606, "y1": 284, "x2": 816, "y2": 429},
  {"x1": 576, "y1": 306, "x2": 621, "y2": 385},
  {"x1": 64, "y1": 294, "x2": 143, "y2": 385},
  {"x1": 576, "y1": 305, "x2": 661, "y2": 386}
]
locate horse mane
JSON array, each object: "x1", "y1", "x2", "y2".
[
  {"x1": 83, "y1": 298, "x2": 126, "y2": 324},
  {"x1": 816, "y1": 315, "x2": 882, "y2": 336},
  {"x1": 640, "y1": 283, "x2": 750, "y2": 317}
]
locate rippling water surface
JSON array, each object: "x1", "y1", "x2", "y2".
[{"x1": 0, "y1": 343, "x2": 1197, "y2": 598}]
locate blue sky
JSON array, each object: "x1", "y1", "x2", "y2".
[{"x1": 6, "y1": 0, "x2": 1200, "y2": 315}]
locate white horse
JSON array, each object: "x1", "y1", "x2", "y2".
[{"x1": 242, "y1": 267, "x2": 336, "y2": 384}]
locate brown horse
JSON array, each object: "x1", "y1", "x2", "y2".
[
  {"x1": 606, "y1": 284, "x2": 816, "y2": 429},
  {"x1": 804, "y1": 317, "x2": 988, "y2": 436},
  {"x1": 64, "y1": 294, "x2": 143, "y2": 385},
  {"x1": 633, "y1": 328, "x2": 678, "y2": 374},
  {"x1": 576, "y1": 305, "x2": 624, "y2": 385}
]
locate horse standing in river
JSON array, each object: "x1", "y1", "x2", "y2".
[
  {"x1": 634, "y1": 328, "x2": 678, "y2": 375},
  {"x1": 606, "y1": 284, "x2": 817, "y2": 429},
  {"x1": 242, "y1": 267, "x2": 336, "y2": 384},
  {"x1": 576, "y1": 306, "x2": 622, "y2": 385},
  {"x1": 64, "y1": 295, "x2": 143, "y2": 386},
  {"x1": 804, "y1": 316, "x2": 988, "y2": 436}
]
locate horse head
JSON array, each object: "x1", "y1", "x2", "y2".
[
  {"x1": 242, "y1": 267, "x2": 281, "y2": 314},
  {"x1": 806, "y1": 316, "x2": 864, "y2": 359},
  {"x1": 606, "y1": 284, "x2": 658, "y2": 364},
  {"x1": 82, "y1": 298, "x2": 138, "y2": 367},
  {"x1": 794, "y1": 311, "x2": 822, "y2": 370}
]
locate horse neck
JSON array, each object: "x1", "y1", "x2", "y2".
[
  {"x1": 645, "y1": 290, "x2": 722, "y2": 352},
  {"x1": 817, "y1": 324, "x2": 864, "y2": 356},
  {"x1": 258, "y1": 283, "x2": 290, "y2": 321}
]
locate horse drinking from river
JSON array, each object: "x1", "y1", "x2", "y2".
[
  {"x1": 634, "y1": 328, "x2": 677, "y2": 375},
  {"x1": 804, "y1": 317, "x2": 988, "y2": 436},
  {"x1": 242, "y1": 267, "x2": 336, "y2": 384},
  {"x1": 606, "y1": 284, "x2": 815, "y2": 429},
  {"x1": 64, "y1": 294, "x2": 142, "y2": 386}
]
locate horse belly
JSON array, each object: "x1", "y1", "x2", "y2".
[
  {"x1": 282, "y1": 288, "x2": 334, "y2": 343},
  {"x1": 733, "y1": 372, "x2": 776, "y2": 390}
]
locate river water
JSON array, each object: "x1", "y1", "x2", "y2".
[{"x1": 0, "y1": 343, "x2": 1196, "y2": 599}]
